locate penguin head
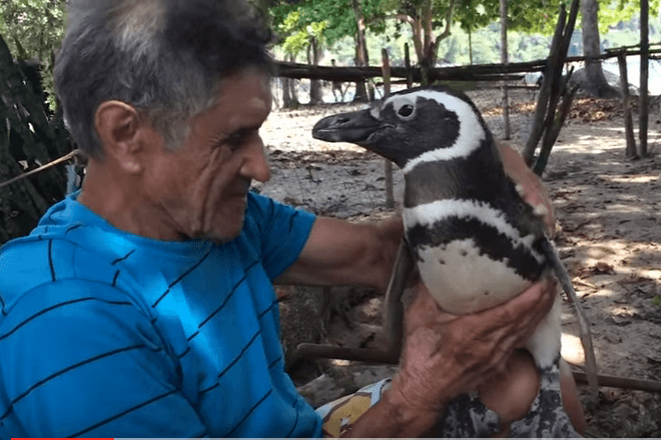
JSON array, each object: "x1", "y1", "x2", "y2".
[{"x1": 312, "y1": 85, "x2": 492, "y2": 171}]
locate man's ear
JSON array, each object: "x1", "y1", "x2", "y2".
[{"x1": 94, "y1": 101, "x2": 147, "y2": 174}]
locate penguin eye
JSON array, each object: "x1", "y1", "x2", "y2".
[{"x1": 397, "y1": 104, "x2": 414, "y2": 119}]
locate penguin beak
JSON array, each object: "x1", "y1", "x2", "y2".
[{"x1": 312, "y1": 110, "x2": 383, "y2": 145}]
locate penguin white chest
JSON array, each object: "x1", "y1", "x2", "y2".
[
  {"x1": 403, "y1": 199, "x2": 543, "y2": 315},
  {"x1": 414, "y1": 239, "x2": 533, "y2": 315}
]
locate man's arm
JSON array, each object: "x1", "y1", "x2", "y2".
[{"x1": 274, "y1": 215, "x2": 403, "y2": 293}]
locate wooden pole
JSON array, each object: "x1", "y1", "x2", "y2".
[
  {"x1": 468, "y1": 28, "x2": 473, "y2": 65},
  {"x1": 523, "y1": 5, "x2": 567, "y2": 164},
  {"x1": 381, "y1": 49, "x2": 392, "y2": 102},
  {"x1": 527, "y1": 0, "x2": 581, "y2": 171},
  {"x1": 381, "y1": 48, "x2": 394, "y2": 210},
  {"x1": 500, "y1": 0, "x2": 511, "y2": 140},
  {"x1": 618, "y1": 49, "x2": 638, "y2": 159},
  {"x1": 639, "y1": 0, "x2": 649, "y2": 157},
  {"x1": 404, "y1": 43, "x2": 413, "y2": 89}
]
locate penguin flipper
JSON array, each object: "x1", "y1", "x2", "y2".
[
  {"x1": 383, "y1": 239, "x2": 416, "y2": 356},
  {"x1": 541, "y1": 238, "x2": 599, "y2": 400}
]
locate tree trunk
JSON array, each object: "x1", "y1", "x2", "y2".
[
  {"x1": 580, "y1": 0, "x2": 619, "y2": 98},
  {"x1": 281, "y1": 77, "x2": 293, "y2": 107},
  {"x1": 468, "y1": 28, "x2": 473, "y2": 65},
  {"x1": 282, "y1": 54, "x2": 299, "y2": 107},
  {"x1": 420, "y1": 0, "x2": 434, "y2": 85},
  {"x1": 500, "y1": 0, "x2": 511, "y2": 140},
  {"x1": 639, "y1": 0, "x2": 649, "y2": 157},
  {"x1": 404, "y1": 43, "x2": 413, "y2": 88},
  {"x1": 381, "y1": 49, "x2": 394, "y2": 209},
  {"x1": 350, "y1": 0, "x2": 369, "y2": 102},
  {"x1": 309, "y1": 38, "x2": 323, "y2": 104}
]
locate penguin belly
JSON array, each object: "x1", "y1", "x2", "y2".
[
  {"x1": 403, "y1": 199, "x2": 547, "y2": 315},
  {"x1": 526, "y1": 295, "x2": 562, "y2": 368},
  {"x1": 414, "y1": 238, "x2": 533, "y2": 315},
  {"x1": 414, "y1": 237, "x2": 562, "y2": 369}
]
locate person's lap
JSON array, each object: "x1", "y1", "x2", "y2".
[{"x1": 315, "y1": 350, "x2": 582, "y2": 438}]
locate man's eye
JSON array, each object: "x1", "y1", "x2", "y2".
[{"x1": 226, "y1": 132, "x2": 247, "y2": 150}]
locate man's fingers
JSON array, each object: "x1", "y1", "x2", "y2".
[
  {"x1": 498, "y1": 143, "x2": 555, "y2": 234},
  {"x1": 405, "y1": 283, "x2": 453, "y2": 331},
  {"x1": 407, "y1": 278, "x2": 556, "y2": 341},
  {"x1": 498, "y1": 279, "x2": 555, "y2": 321}
]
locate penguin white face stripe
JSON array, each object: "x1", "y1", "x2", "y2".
[
  {"x1": 378, "y1": 90, "x2": 487, "y2": 174},
  {"x1": 403, "y1": 198, "x2": 545, "y2": 263}
]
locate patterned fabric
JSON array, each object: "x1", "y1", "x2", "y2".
[
  {"x1": 0, "y1": 192, "x2": 322, "y2": 438},
  {"x1": 509, "y1": 362, "x2": 579, "y2": 437},
  {"x1": 434, "y1": 392, "x2": 502, "y2": 437},
  {"x1": 436, "y1": 359, "x2": 580, "y2": 438},
  {"x1": 317, "y1": 362, "x2": 579, "y2": 438},
  {"x1": 316, "y1": 378, "x2": 391, "y2": 438}
]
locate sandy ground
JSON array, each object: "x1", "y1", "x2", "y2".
[{"x1": 260, "y1": 93, "x2": 661, "y2": 437}]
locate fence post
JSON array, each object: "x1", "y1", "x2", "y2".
[
  {"x1": 381, "y1": 48, "x2": 394, "y2": 210},
  {"x1": 618, "y1": 49, "x2": 637, "y2": 159},
  {"x1": 404, "y1": 44, "x2": 413, "y2": 89},
  {"x1": 500, "y1": 0, "x2": 511, "y2": 140},
  {"x1": 639, "y1": 0, "x2": 649, "y2": 157}
]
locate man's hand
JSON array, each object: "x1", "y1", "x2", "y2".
[
  {"x1": 498, "y1": 141, "x2": 555, "y2": 235},
  {"x1": 387, "y1": 279, "x2": 557, "y2": 420}
]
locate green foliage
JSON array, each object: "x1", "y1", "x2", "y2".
[
  {"x1": 271, "y1": 0, "x2": 390, "y2": 60},
  {"x1": 599, "y1": 0, "x2": 661, "y2": 34},
  {"x1": 454, "y1": 0, "x2": 501, "y2": 32},
  {"x1": 0, "y1": 0, "x2": 66, "y2": 111},
  {"x1": 272, "y1": 0, "x2": 657, "y2": 67},
  {"x1": 273, "y1": 0, "x2": 349, "y2": 47},
  {"x1": 271, "y1": 2, "x2": 336, "y2": 59},
  {"x1": 271, "y1": 0, "x2": 659, "y2": 67}
]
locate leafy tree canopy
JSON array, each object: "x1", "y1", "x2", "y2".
[
  {"x1": 0, "y1": 0, "x2": 66, "y2": 110},
  {"x1": 270, "y1": 0, "x2": 659, "y2": 66},
  {"x1": 271, "y1": 0, "x2": 389, "y2": 58},
  {"x1": 599, "y1": 0, "x2": 660, "y2": 34}
]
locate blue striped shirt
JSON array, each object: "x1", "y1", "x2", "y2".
[{"x1": 0, "y1": 191, "x2": 321, "y2": 437}]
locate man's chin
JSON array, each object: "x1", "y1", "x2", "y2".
[{"x1": 206, "y1": 221, "x2": 245, "y2": 244}]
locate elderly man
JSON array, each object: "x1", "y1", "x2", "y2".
[{"x1": 0, "y1": 0, "x2": 564, "y2": 437}]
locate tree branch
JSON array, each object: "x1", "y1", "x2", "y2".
[{"x1": 433, "y1": 0, "x2": 456, "y2": 59}]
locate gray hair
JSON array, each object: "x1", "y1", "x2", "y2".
[{"x1": 54, "y1": 0, "x2": 272, "y2": 158}]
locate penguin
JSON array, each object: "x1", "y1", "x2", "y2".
[{"x1": 311, "y1": 85, "x2": 596, "y2": 436}]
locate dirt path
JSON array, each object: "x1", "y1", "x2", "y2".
[{"x1": 262, "y1": 99, "x2": 661, "y2": 437}]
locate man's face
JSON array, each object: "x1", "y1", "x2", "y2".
[{"x1": 143, "y1": 70, "x2": 272, "y2": 242}]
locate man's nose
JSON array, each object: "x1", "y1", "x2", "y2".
[{"x1": 240, "y1": 137, "x2": 271, "y2": 183}]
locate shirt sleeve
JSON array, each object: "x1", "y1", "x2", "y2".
[
  {"x1": 245, "y1": 192, "x2": 316, "y2": 280},
  {"x1": 0, "y1": 280, "x2": 209, "y2": 438}
]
